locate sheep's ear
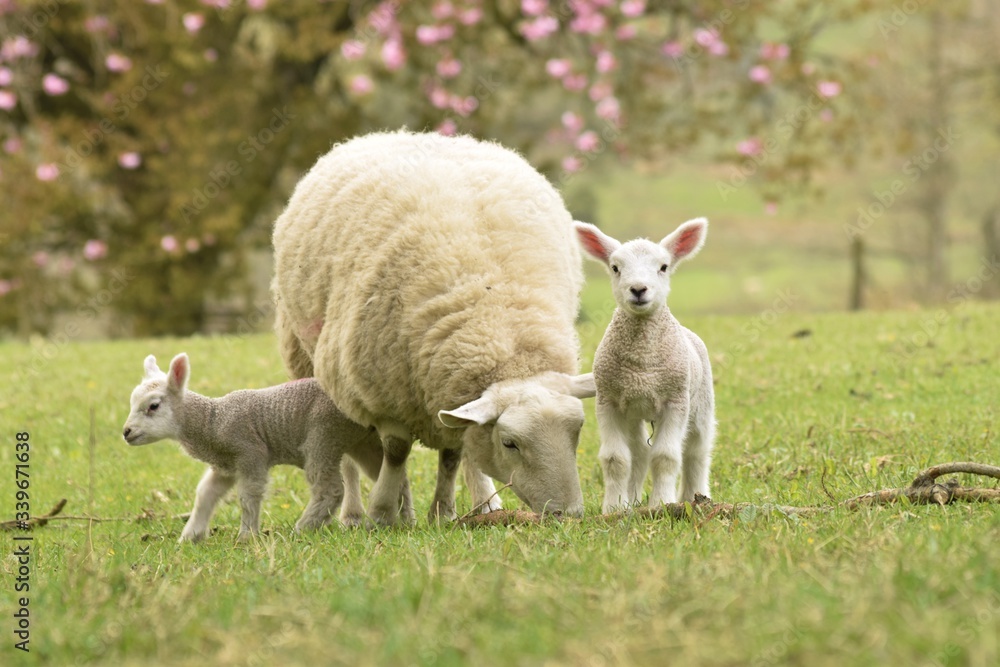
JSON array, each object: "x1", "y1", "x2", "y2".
[
  {"x1": 167, "y1": 353, "x2": 190, "y2": 395},
  {"x1": 660, "y1": 217, "x2": 708, "y2": 269},
  {"x1": 438, "y1": 394, "x2": 500, "y2": 428},
  {"x1": 574, "y1": 221, "x2": 620, "y2": 265},
  {"x1": 537, "y1": 372, "x2": 596, "y2": 399},
  {"x1": 143, "y1": 355, "x2": 160, "y2": 378}
]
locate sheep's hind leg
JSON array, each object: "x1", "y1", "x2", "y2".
[
  {"x1": 180, "y1": 467, "x2": 236, "y2": 543},
  {"x1": 428, "y1": 448, "x2": 461, "y2": 523},
  {"x1": 367, "y1": 435, "x2": 412, "y2": 527},
  {"x1": 296, "y1": 455, "x2": 346, "y2": 532},
  {"x1": 236, "y1": 470, "x2": 268, "y2": 542},
  {"x1": 681, "y1": 416, "x2": 715, "y2": 502}
]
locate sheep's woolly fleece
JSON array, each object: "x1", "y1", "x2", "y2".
[{"x1": 272, "y1": 130, "x2": 584, "y2": 449}]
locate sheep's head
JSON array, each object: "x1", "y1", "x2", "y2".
[
  {"x1": 438, "y1": 373, "x2": 594, "y2": 517},
  {"x1": 122, "y1": 353, "x2": 189, "y2": 446},
  {"x1": 574, "y1": 218, "x2": 708, "y2": 316}
]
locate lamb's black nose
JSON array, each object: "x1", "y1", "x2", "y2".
[
  {"x1": 630, "y1": 286, "x2": 647, "y2": 298},
  {"x1": 123, "y1": 427, "x2": 131, "y2": 439}
]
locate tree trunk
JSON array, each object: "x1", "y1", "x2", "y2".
[
  {"x1": 983, "y1": 206, "x2": 1000, "y2": 299},
  {"x1": 849, "y1": 236, "x2": 865, "y2": 311}
]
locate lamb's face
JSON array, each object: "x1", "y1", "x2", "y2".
[
  {"x1": 608, "y1": 240, "x2": 673, "y2": 316},
  {"x1": 440, "y1": 383, "x2": 586, "y2": 516},
  {"x1": 122, "y1": 380, "x2": 178, "y2": 446}
]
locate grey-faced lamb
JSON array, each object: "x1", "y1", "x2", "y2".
[
  {"x1": 272, "y1": 130, "x2": 595, "y2": 525},
  {"x1": 121, "y1": 353, "x2": 410, "y2": 541},
  {"x1": 575, "y1": 218, "x2": 716, "y2": 512}
]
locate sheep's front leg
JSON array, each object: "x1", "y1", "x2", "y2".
[
  {"x1": 464, "y1": 459, "x2": 503, "y2": 514},
  {"x1": 597, "y1": 400, "x2": 636, "y2": 513},
  {"x1": 180, "y1": 467, "x2": 236, "y2": 543},
  {"x1": 367, "y1": 435, "x2": 412, "y2": 527},
  {"x1": 296, "y1": 453, "x2": 345, "y2": 532},
  {"x1": 428, "y1": 448, "x2": 461, "y2": 523},
  {"x1": 236, "y1": 469, "x2": 268, "y2": 542},
  {"x1": 648, "y1": 404, "x2": 689, "y2": 506}
]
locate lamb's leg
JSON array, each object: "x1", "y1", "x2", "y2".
[
  {"x1": 648, "y1": 405, "x2": 690, "y2": 506},
  {"x1": 180, "y1": 467, "x2": 236, "y2": 543},
  {"x1": 428, "y1": 448, "x2": 461, "y2": 523},
  {"x1": 597, "y1": 400, "x2": 635, "y2": 513},
  {"x1": 464, "y1": 459, "x2": 503, "y2": 514},
  {"x1": 296, "y1": 453, "x2": 345, "y2": 532},
  {"x1": 236, "y1": 469, "x2": 268, "y2": 542},
  {"x1": 338, "y1": 458, "x2": 366, "y2": 527},
  {"x1": 367, "y1": 435, "x2": 412, "y2": 527},
  {"x1": 626, "y1": 420, "x2": 652, "y2": 505},
  {"x1": 681, "y1": 415, "x2": 715, "y2": 502}
]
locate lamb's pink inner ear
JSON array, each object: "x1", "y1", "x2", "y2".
[
  {"x1": 169, "y1": 356, "x2": 188, "y2": 390},
  {"x1": 577, "y1": 228, "x2": 611, "y2": 262},
  {"x1": 671, "y1": 224, "x2": 704, "y2": 260}
]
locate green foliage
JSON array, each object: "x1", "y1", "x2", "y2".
[{"x1": 1, "y1": 300, "x2": 997, "y2": 665}]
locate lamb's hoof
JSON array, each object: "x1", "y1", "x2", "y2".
[
  {"x1": 339, "y1": 512, "x2": 367, "y2": 528},
  {"x1": 178, "y1": 528, "x2": 206, "y2": 544}
]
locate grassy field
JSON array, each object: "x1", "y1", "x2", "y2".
[{"x1": 1, "y1": 298, "x2": 999, "y2": 666}]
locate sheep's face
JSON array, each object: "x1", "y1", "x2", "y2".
[
  {"x1": 122, "y1": 354, "x2": 189, "y2": 446},
  {"x1": 439, "y1": 378, "x2": 590, "y2": 517}
]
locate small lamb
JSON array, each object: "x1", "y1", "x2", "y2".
[
  {"x1": 122, "y1": 353, "x2": 410, "y2": 542},
  {"x1": 575, "y1": 218, "x2": 716, "y2": 512}
]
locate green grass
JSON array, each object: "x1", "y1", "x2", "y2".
[{"x1": 2, "y1": 302, "x2": 999, "y2": 666}]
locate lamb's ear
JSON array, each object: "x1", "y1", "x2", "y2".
[
  {"x1": 660, "y1": 217, "x2": 708, "y2": 269},
  {"x1": 574, "y1": 221, "x2": 620, "y2": 265},
  {"x1": 166, "y1": 353, "x2": 190, "y2": 395},
  {"x1": 537, "y1": 372, "x2": 596, "y2": 399},
  {"x1": 438, "y1": 394, "x2": 500, "y2": 428},
  {"x1": 143, "y1": 355, "x2": 160, "y2": 379}
]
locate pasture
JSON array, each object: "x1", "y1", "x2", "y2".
[{"x1": 1, "y1": 293, "x2": 998, "y2": 666}]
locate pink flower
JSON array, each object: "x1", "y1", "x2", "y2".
[
  {"x1": 562, "y1": 74, "x2": 588, "y2": 91},
  {"x1": 457, "y1": 8, "x2": 482, "y2": 25},
  {"x1": 521, "y1": 0, "x2": 548, "y2": 16},
  {"x1": 182, "y1": 13, "x2": 205, "y2": 34},
  {"x1": 561, "y1": 111, "x2": 584, "y2": 133},
  {"x1": 436, "y1": 119, "x2": 457, "y2": 136},
  {"x1": 708, "y1": 40, "x2": 729, "y2": 57},
  {"x1": 349, "y1": 75, "x2": 374, "y2": 95},
  {"x1": 341, "y1": 40, "x2": 366, "y2": 60},
  {"x1": 615, "y1": 25, "x2": 637, "y2": 41},
  {"x1": 35, "y1": 163, "x2": 60, "y2": 181},
  {"x1": 759, "y1": 42, "x2": 790, "y2": 60},
  {"x1": 521, "y1": 16, "x2": 559, "y2": 41},
  {"x1": 694, "y1": 28, "x2": 719, "y2": 48},
  {"x1": 247, "y1": 0, "x2": 267, "y2": 9},
  {"x1": 416, "y1": 24, "x2": 454, "y2": 45},
  {"x1": 185, "y1": 238, "x2": 200, "y2": 253},
  {"x1": 202, "y1": 233, "x2": 216, "y2": 246},
  {"x1": 161, "y1": 235, "x2": 179, "y2": 253},
  {"x1": 3, "y1": 137, "x2": 22, "y2": 154},
  {"x1": 588, "y1": 81, "x2": 612, "y2": 102},
  {"x1": 429, "y1": 86, "x2": 450, "y2": 109},
  {"x1": 84, "y1": 16, "x2": 111, "y2": 34},
  {"x1": 570, "y1": 13, "x2": 606, "y2": 35},
  {"x1": 575, "y1": 131, "x2": 600, "y2": 152},
  {"x1": 381, "y1": 38, "x2": 406, "y2": 70},
  {"x1": 1, "y1": 36, "x2": 39, "y2": 60},
  {"x1": 748, "y1": 65, "x2": 771, "y2": 84},
  {"x1": 620, "y1": 0, "x2": 645, "y2": 18},
  {"x1": 562, "y1": 155, "x2": 582, "y2": 173},
  {"x1": 661, "y1": 41, "x2": 683, "y2": 58},
  {"x1": 203, "y1": 48, "x2": 218, "y2": 62},
  {"x1": 432, "y1": 2, "x2": 454, "y2": 20},
  {"x1": 436, "y1": 57, "x2": 462, "y2": 78},
  {"x1": 764, "y1": 201, "x2": 778, "y2": 215},
  {"x1": 595, "y1": 96, "x2": 620, "y2": 121},
  {"x1": 42, "y1": 73, "x2": 70, "y2": 96},
  {"x1": 451, "y1": 95, "x2": 478, "y2": 117},
  {"x1": 200, "y1": 0, "x2": 230, "y2": 9},
  {"x1": 546, "y1": 59, "x2": 572, "y2": 78},
  {"x1": 105, "y1": 53, "x2": 133, "y2": 72},
  {"x1": 736, "y1": 138, "x2": 763, "y2": 156},
  {"x1": 801, "y1": 62, "x2": 816, "y2": 75},
  {"x1": 0, "y1": 90, "x2": 15, "y2": 110},
  {"x1": 817, "y1": 80, "x2": 841, "y2": 98},
  {"x1": 118, "y1": 151, "x2": 142, "y2": 169},
  {"x1": 0, "y1": 67, "x2": 11, "y2": 86},
  {"x1": 0, "y1": 280, "x2": 11, "y2": 297},
  {"x1": 83, "y1": 239, "x2": 108, "y2": 261},
  {"x1": 32, "y1": 251, "x2": 49, "y2": 268},
  {"x1": 595, "y1": 50, "x2": 616, "y2": 73}
]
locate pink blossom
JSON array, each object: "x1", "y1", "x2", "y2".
[
  {"x1": 817, "y1": 80, "x2": 841, "y2": 98},
  {"x1": 32, "y1": 251, "x2": 49, "y2": 268},
  {"x1": 562, "y1": 155, "x2": 582, "y2": 173},
  {"x1": 161, "y1": 235, "x2": 179, "y2": 252},
  {"x1": 83, "y1": 239, "x2": 108, "y2": 261},
  {"x1": 759, "y1": 42, "x2": 790, "y2": 60},
  {"x1": 451, "y1": 95, "x2": 478, "y2": 117},
  {"x1": 615, "y1": 25, "x2": 637, "y2": 41},
  {"x1": 620, "y1": 0, "x2": 645, "y2": 18},
  {"x1": 381, "y1": 39, "x2": 406, "y2": 71},
  {"x1": 545, "y1": 59, "x2": 572, "y2": 78},
  {"x1": 429, "y1": 86, "x2": 450, "y2": 109},
  {"x1": 247, "y1": 0, "x2": 267, "y2": 9},
  {"x1": 341, "y1": 40, "x2": 366, "y2": 60},
  {"x1": 693, "y1": 28, "x2": 719, "y2": 48},
  {"x1": 708, "y1": 40, "x2": 729, "y2": 57},
  {"x1": 748, "y1": 65, "x2": 771, "y2": 84},
  {"x1": 457, "y1": 8, "x2": 482, "y2": 25},
  {"x1": 436, "y1": 57, "x2": 462, "y2": 78},
  {"x1": 436, "y1": 119, "x2": 457, "y2": 136},
  {"x1": 588, "y1": 81, "x2": 612, "y2": 102},
  {"x1": 575, "y1": 131, "x2": 600, "y2": 152},
  {"x1": 118, "y1": 151, "x2": 142, "y2": 169},
  {"x1": 3, "y1": 136, "x2": 22, "y2": 153},
  {"x1": 416, "y1": 24, "x2": 455, "y2": 45},
  {"x1": 200, "y1": 0, "x2": 230, "y2": 9},
  {"x1": 105, "y1": 53, "x2": 133, "y2": 72},
  {"x1": 520, "y1": 16, "x2": 559, "y2": 41},
  {"x1": 369, "y1": 4, "x2": 398, "y2": 36},
  {"x1": 185, "y1": 238, "x2": 200, "y2": 253},
  {"x1": 145, "y1": 0, "x2": 165, "y2": 4},
  {"x1": 521, "y1": 0, "x2": 548, "y2": 16},
  {"x1": 570, "y1": 12, "x2": 606, "y2": 35},
  {"x1": 35, "y1": 163, "x2": 59, "y2": 181},
  {"x1": 0, "y1": 280, "x2": 11, "y2": 297},
  {"x1": 182, "y1": 13, "x2": 205, "y2": 34},
  {"x1": 561, "y1": 111, "x2": 584, "y2": 133},
  {"x1": 84, "y1": 16, "x2": 111, "y2": 34},
  {"x1": 801, "y1": 62, "x2": 816, "y2": 75},
  {"x1": 0, "y1": 90, "x2": 15, "y2": 110},
  {"x1": 595, "y1": 50, "x2": 616, "y2": 73},
  {"x1": 432, "y1": 2, "x2": 454, "y2": 19},
  {"x1": 595, "y1": 96, "x2": 620, "y2": 121},
  {"x1": 764, "y1": 201, "x2": 778, "y2": 215},
  {"x1": 0, "y1": 67, "x2": 11, "y2": 86},
  {"x1": 562, "y1": 73, "x2": 588, "y2": 91},
  {"x1": 1, "y1": 36, "x2": 39, "y2": 60},
  {"x1": 661, "y1": 41, "x2": 683, "y2": 58},
  {"x1": 349, "y1": 75, "x2": 374, "y2": 95},
  {"x1": 42, "y1": 73, "x2": 70, "y2": 96},
  {"x1": 202, "y1": 233, "x2": 216, "y2": 246},
  {"x1": 736, "y1": 138, "x2": 763, "y2": 156}
]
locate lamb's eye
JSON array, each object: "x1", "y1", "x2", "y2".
[
  {"x1": 660, "y1": 264, "x2": 668, "y2": 272},
  {"x1": 611, "y1": 265, "x2": 619, "y2": 274},
  {"x1": 148, "y1": 402, "x2": 160, "y2": 412},
  {"x1": 502, "y1": 438, "x2": 519, "y2": 451}
]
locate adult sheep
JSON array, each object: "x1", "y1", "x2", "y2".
[{"x1": 272, "y1": 130, "x2": 594, "y2": 525}]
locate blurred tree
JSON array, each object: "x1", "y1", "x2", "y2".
[{"x1": 1, "y1": 0, "x2": 886, "y2": 336}]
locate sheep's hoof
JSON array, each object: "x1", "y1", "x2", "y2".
[
  {"x1": 427, "y1": 502, "x2": 457, "y2": 524},
  {"x1": 477, "y1": 496, "x2": 503, "y2": 514},
  {"x1": 178, "y1": 529, "x2": 206, "y2": 544},
  {"x1": 339, "y1": 512, "x2": 367, "y2": 528},
  {"x1": 235, "y1": 531, "x2": 258, "y2": 543}
]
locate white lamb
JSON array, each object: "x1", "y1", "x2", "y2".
[
  {"x1": 121, "y1": 353, "x2": 409, "y2": 542},
  {"x1": 575, "y1": 218, "x2": 716, "y2": 512},
  {"x1": 272, "y1": 130, "x2": 595, "y2": 525}
]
